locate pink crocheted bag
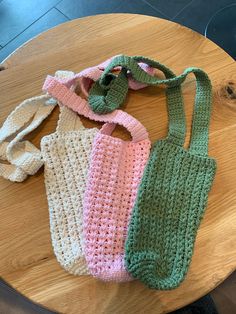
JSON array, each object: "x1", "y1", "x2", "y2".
[{"x1": 43, "y1": 74, "x2": 151, "y2": 282}]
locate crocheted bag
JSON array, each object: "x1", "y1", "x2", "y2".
[
  {"x1": 41, "y1": 71, "x2": 99, "y2": 275},
  {"x1": 43, "y1": 75, "x2": 151, "y2": 282},
  {"x1": 0, "y1": 58, "x2": 152, "y2": 277},
  {"x1": 41, "y1": 104, "x2": 98, "y2": 275},
  {"x1": 120, "y1": 60, "x2": 217, "y2": 290},
  {"x1": 0, "y1": 70, "x2": 98, "y2": 275}
]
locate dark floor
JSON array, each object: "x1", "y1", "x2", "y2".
[{"x1": 0, "y1": 0, "x2": 236, "y2": 313}]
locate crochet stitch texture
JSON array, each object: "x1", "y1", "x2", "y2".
[
  {"x1": 41, "y1": 105, "x2": 98, "y2": 275},
  {"x1": 117, "y1": 57, "x2": 217, "y2": 289},
  {"x1": 88, "y1": 55, "x2": 176, "y2": 114},
  {"x1": 43, "y1": 73, "x2": 151, "y2": 282},
  {"x1": 0, "y1": 95, "x2": 56, "y2": 182},
  {"x1": 41, "y1": 69, "x2": 102, "y2": 275},
  {"x1": 83, "y1": 124, "x2": 150, "y2": 281},
  {"x1": 87, "y1": 57, "x2": 154, "y2": 114}
]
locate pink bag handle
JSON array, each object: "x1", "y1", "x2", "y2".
[
  {"x1": 43, "y1": 76, "x2": 149, "y2": 142},
  {"x1": 59, "y1": 55, "x2": 154, "y2": 95}
]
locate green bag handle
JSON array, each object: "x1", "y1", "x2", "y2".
[
  {"x1": 89, "y1": 67, "x2": 129, "y2": 114},
  {"x1": 88, "y1": 55, "x2": 212, "y2": 156}
]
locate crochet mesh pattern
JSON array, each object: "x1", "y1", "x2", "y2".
[
  {"x1": 119, "y1": 57, "x2": 217, "y2": 289},
  {"x1": 126, "y1": 140, "x2": 216, "y2": 289},
  {"x1": 83, "y1": 127, "x2": 150, "y2": 281},
  {"x1": 41, "y1": 69, "x2": 101, "y2": 275},
  {"x1": 43, "y1": 74, "x2": 151, "y2": 282},
  {"x1": 41, "y1": 106, "x2": 98, "y2": 275}
]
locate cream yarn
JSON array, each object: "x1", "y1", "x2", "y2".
[
  {"x1": 0, "y1": 70, "x2": 98, "y2": 275},
  {"x1": 0, "y1": 95, "x2": 56, "y2": 182},
  {"x1": 40, "y1": 70, "x2": 97, "y2": 275},
  {"x1": 41, "y1": 103, "x2": 98, "y2": 275}
]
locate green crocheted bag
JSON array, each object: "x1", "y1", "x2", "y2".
[
  {"x1": 88, "y1": 55, "x2": 217, "y2": 289},
  {"x1": 122, "y1": 59, "x2": 216, "y2": 290}
]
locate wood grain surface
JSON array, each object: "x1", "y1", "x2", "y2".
[{"x1": 0, "y1": 14, "x2": 236, "y2": 314}]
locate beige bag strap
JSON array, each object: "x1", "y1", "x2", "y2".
[
  {"x1": 56, "y1": 105, "x2": 85, "y2": 132},
  {"x1": 54, "y1": 70, "x2": 85, "y2": 133},
  {"x1": 0, "y1": 95, "x2": 57, "y2": 182},
  {"x1": 0, "y1": 70, "x2": 80, "y2": 182}
]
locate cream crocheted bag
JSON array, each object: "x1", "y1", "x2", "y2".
[
  {"x1": 41, "y1": 106, "x2": 97, "y2": 275},
  {"x1": 0, "y1": 71, "x2": 99, "y2": 275},
  {"x1": 41, "y1": 74, "x2": 98, "y2": 274}
]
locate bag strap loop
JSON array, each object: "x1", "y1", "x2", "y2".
[
  {"x1": 91, "y1": 55, "x2": 212, "y2": 155},
  {"x1": 0, "y1": 95, "x2": 57, "y2": 182},
  {"x1": 43, "y1": 76, "x2": 149, "y2": 142}
]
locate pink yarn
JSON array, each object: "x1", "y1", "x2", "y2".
[
  {"x1": 57, "y1": 55, "x2": 155, "y2": 97},
  {"x1": 43, "y1": 66, "x2": 151, "y2": 282},
  {"x1": 83, "y1": 125, "x2": 150, "y2": 281}
]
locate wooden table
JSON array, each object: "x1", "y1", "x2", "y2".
[{"x1": 0, "y1": 14, "x2": 236, "y2": 314}]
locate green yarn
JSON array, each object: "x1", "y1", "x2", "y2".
[
  {"x1": 87, "y1": 55, "x2": 217, "y2": 289},
  {"x1": 89, "y1": 55, "x2": 174, "y2": 114},
  {"x1": 91, "y1": 55, "x2": 215, "y2": 155},
  {"x1": 126, "y1": 141, "x2": 216, "y2": 289},
  {"x1": 88, "y1": 55, "x2": 210, "y2": 115},
  {"x1": 88, "y1": 68, "x2": 128, "y2": 114},
  {"x1": 100, "y1": 55, "x2": 183, "y2": 88},
  {"x1": 124, "y1": 60, "x2": 217, "y2": 289}
]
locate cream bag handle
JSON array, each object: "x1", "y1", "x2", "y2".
[
  {"x1": 0, "y1": 95, "x2": 57, "y2": 182},
  {"x1": 0, "y1": 71, "x2": 76, "y2": 182}
]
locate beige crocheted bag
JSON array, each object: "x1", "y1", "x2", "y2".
[{"x1": 0, "y1": 71, "x2": 98, "y2": 275}]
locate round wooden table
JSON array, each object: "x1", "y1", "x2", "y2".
[{"x1": 0, "y1": 14, "x2": 236, "y2": 314}]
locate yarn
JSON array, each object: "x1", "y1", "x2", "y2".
[
  {"x1": 43, "y1": 74, "x2": 151, "y2": 282},
  {"x1": 85, "y1": 56, "x2": 154, "y2": 114},
  {"x1": 1, "y1": 55, "x2": 217, "y2": 287},
  {"x1": 123, "y1": 59, "x2": 217, "y2": 289},
  {"x1": 0, "y1": 56, "x2": 154, "y2": 277},
  {"x1": 0, "y1": 66, "x2": 115, "y2": 275},
  {"x1": 59, "y1": 55, "x2": 154, "y2": 95},
  {"x1": 41, "y1": 102, "x2": 97, "y2": 275},
  {"x1": 88, "y1": 55, "x2": 196, "y2": 114},
  {"x1": 0, "y1": 95, "x2": 57, "y2": 182},
  {"x1": 88, "y1": 55, "x2": 171, "y2": 114},
  {"x1": 0, "y1": 69, "x2": 98, "y2": 275}
]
